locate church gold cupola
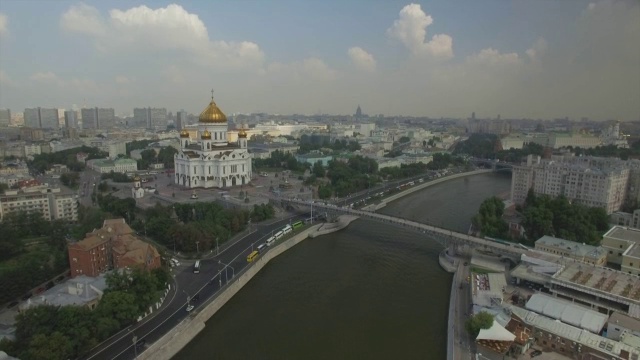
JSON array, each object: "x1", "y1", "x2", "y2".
[{"x1": 198, "y1": 90, "x2": 229, "y2": 146}]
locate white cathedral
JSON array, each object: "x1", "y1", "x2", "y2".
[{"x1": 174, "y1": 93, "x2": 252, "y2": 188}]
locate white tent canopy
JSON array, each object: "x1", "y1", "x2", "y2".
[{"x1": 476, "y1": 320, "x2": 516, "y2": 342}]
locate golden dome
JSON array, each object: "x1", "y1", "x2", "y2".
[
  {"x1": 238, "y1": 127, "x2": 247, "y2": 138},
  {"x1": 133, "y1": 176, "x2": 141, "y2": 181},
  {"x1": 201, "y1": 130, "x2": 211, "y2": 139},
  {"x1": 199, "y1": 98, "x2": 227, "y2": 123},
  {"x1": 180, "y1": 129, "x2": 190, "y2": 138}
]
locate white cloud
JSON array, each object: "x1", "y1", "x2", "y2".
[
  {"x1": 467, "y1": 48, "x2": 522, "y2": 66},
  {"x1": 30, "y1": 72, "x2": 60, "y2": 82},
  {"x1": 526, "y1": 37, "x2": 548, "y2": 62},
  {"x1": 0, "y1": 13, "x2": 7, "y2": 37},
  {"x1": 348, "y1": 47, "x2": 376, "y2": 72},
  {"x1": 387, "y1": 3, "x2": 453, "y2": 59},
  {"x1": 60, "y1": 3, "x2": 106, "y2": 36},
  {"x1": 60, "y1": 3, "x2": 264, "y2": 70}
]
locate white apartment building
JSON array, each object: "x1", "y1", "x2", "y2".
[
  {"x1": 511, "y1": 155, "x2": 630, "y2": 214},
  {"x1": 0, "y1": 187, "x2": 78, "y2": 221},
  {"x1": 24, "y1": 143, "x2": 42, "y2": 157}
]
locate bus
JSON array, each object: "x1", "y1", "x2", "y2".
[
  {"x1": 247, "y1": 251, "x2": 259, "y2": 262},
  {"x1": 193, "y1": 260, "x2": 201, "y2": 274},
  {"x1": 292, "y1": 220, "x2": 304, "y2": 230}
]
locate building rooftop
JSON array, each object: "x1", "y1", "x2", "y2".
[
  {"x1": 535, "y1": 235, "x2": 607, "y2": 260},
  {"x1": 605, "y1": 226, "x2": 640, "y2": 244},
  {"x1": 472, "y1": 273, "x2": 507, "y2": 307},
  {"x1": 525, "y1": 293, "x2": 608, "y2": 334},
  {"x1": 609, "y1": 312, "x2": 640, "y2": 333},
  {"x1": 552, "y1": 262, "x2": 640, "y2": 303},
  {"x1": 511, "y1": 305, "x2": 640, "y2": 360},
  {"x1": 19, "y1": 274, "x2": 108, "y2": 311},
  {"x1": 626, "y1": 244, "x2": 640, "y2": 259}
]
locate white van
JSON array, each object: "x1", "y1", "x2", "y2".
[
  {"x1": 257, "y1": 243, "x2": 267, "y2": 253},
  {"x1": 282, "y1": 225, "x2": 292, "y2": 235},
  {"x1": 274, "y1": 230, "x2": 284, "y2": 239},
  {"x1": 266, "y1": 236, "x2": 276, "y2": 246}
]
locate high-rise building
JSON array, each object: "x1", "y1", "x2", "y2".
[
  {"x1": 64, "y1": 110, "x2": 78, "y2": 128},
  {"x1": 23, "y1": 107, "x2": 59, "y2": 129},
  {"x1": 133, "y1": 107, "x2": 167, "y2": 130},
  {"x1": 511, "y1": 154, "x2": 632, "y2": 214},
  {"x1": 355, "y1": 105, "x2": 362, "y2": 118},
  {"x1": 81, "y1": 108, "x2": 97, "y2": 129},
  {"x1": 176, "y1": 110, "x2": 188, "y2": 131},
  {"x1": 24, "y1": 108, "x2": 40, "y2": 128},
  {"x1": 81, "y1": 107, "x2": 115, "y2": 129},
  {"x1": 0, "y1": 109, "x2": 10, "y2": 127}
]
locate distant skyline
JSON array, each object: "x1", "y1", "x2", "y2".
[{"x1": 0, "y1": 1, "x2": 638, "y2": 120}]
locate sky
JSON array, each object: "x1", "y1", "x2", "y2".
[{"x1": 0, "y1": 0, "x2": 638, "y2": 120}]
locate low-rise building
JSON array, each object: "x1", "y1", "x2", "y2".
[
  {"x1": 19, "y1": 274, "x2": 108, "y2": 312},
  {"x1": 0, "y1": 186, "x2": 78, "y2": 221},
  {"x1": 607, "y1": 312, "x2": 640, "y2": 341},
  {"x1": 68, "y1": 219, "x2": 161, "y2": 278},
  {"x1": 534, "y1": 235, "x2": 607, "y2": 266},
  {"x1": 602, "y1": 226, "x2": 640, "y2": 267},
  {"x1": 509, "y1": 305, "x2": 640, "y2": 360},
  {"x1": 87, "y1": 158, "x2": 138, "y2": 173},
  {"x1": 295, "y1": 153, "x2": 333, "y2": 167}
]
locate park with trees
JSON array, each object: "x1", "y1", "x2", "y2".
[{"x1": 472, "y1": 189, "x2": 610, "y2": 245}]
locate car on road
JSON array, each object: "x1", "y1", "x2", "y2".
[
  {"x1": 186, "y1": 304, "x2": 194, "y2": 312},
  {"x1": 530, "y1": 350, "x2": 542, "y2": 357},
  {"x1": 463, "y1": 262, "x2": 468, "y2": 266},
  {"x1": 135, "y1": 339, "x2": 146, "y2": 348}
]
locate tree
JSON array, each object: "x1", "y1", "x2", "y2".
[
  {"x1": 96, "y1": 291, "x2": 140, "y2": 327},
  {"x1": 465, "y1": 311, "x2": 494, "y2": 338},
  {"x1": 312, "y1": 161, "x2": 325, "y2": 178},
  {"x1": 472, "y1": 197, "x2": 509, "y2": 239},
  {"x1": 25, "y1": 332, "x2": 73, "y2": 360}
]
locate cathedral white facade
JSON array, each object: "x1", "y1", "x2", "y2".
[{"x1": 174, "y1": 94, "x2": 251, "y2": 188}]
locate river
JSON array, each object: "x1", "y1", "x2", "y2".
[{"x1": 175, "y1": 172, "x2": 511, "y2": 360}]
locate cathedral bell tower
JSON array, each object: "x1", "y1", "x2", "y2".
[
  {"x1": 238, "y1": 126, "x2": 247, "y2": 149},
  {"x1": 201, "y1": 130, "x2": 212, "y2": 150},
  {"x1": 180, "y1": 129, "x2": 190, "y2": 148}
]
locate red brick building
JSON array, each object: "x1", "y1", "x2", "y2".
[{"x1": 68, "y1": 218, "x2": 161, "y2": 277}]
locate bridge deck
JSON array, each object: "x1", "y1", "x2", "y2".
[{"x1": 278, "y1": 198, "x2": 527, "y2": 257}]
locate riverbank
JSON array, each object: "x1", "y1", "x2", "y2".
[
  {"x1": 362, "y1": 169, "x2": 492, "y2": 211},
  {"x1": 138, "y1": 215, "x2": 359, "y2": 360}
]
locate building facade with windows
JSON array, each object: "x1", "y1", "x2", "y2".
[
  {"x1": 174, "y1": 94, "x2": 251, "y2": 188},
  {"x1": 0, "y1": 187, "x2": 78, "y2": 221},
  {"x1": 68, "y1": 219, "x2": 161, "y2": 277},
  {"x1": 511, "y1": 155, "x2": 631, "y2": 214}
]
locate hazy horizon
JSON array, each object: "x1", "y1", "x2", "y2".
[{"x1": 0, "y1": 1, "x2": 638, "y2": 121}]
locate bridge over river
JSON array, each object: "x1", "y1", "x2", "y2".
[{"x1": 273, "y1": 197, "x2": 529, "y2": 258}]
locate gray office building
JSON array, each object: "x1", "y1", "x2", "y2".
[
  {"x1": 64, "y1": 110, "x2": 78, "y2": 128},
  {"x1": 23, "y1": 107, "x2": 59, "y2": 129},
  {"x1": 133, "y1": 107, "x2": 167, "y2": 130},
  {"x1": 81, "y1": 107, "x2": 115, "y2": 129},
  {"x1": 176, "y1": 110, "x2": 188, "y2": 131},
  {"x1": 0, "y1": 109, "x2": 10, "y2": 127}
]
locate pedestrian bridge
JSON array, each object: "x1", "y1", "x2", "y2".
[{"x1": 274, "y1": 198, "x2": 529, "y2": 257}]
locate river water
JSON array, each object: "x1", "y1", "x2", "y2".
[{"x1": 176, "y1": 172, "x2": 511, "y2": 360}]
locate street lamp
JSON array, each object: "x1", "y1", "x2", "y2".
[
  {"x1": 132, "y1": 335, "x2": 138, "y2": 359},
  {"x1": 195, "y1": 241, "x2": 200, "y2": 254},
  {"x1": 218, "y1": 260, "x2": 234, "y2": 281}
]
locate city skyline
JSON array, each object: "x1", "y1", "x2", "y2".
[{"x1": 0, "y1": 1, "x2": 638, "y2": 120}]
